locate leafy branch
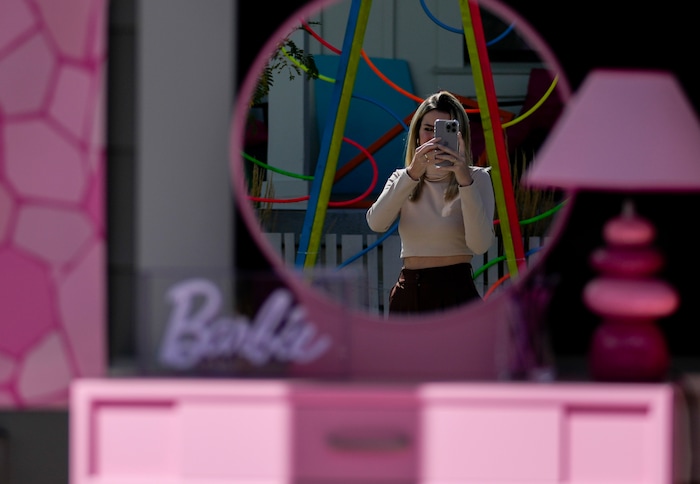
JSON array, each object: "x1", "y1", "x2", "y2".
[{"x1": 252, "y1": 29, "x2": 320, "y2": 107}]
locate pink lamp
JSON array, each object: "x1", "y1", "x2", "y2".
[{"x1": 523, "y1": 69, "x2": 700, "y2": 381}]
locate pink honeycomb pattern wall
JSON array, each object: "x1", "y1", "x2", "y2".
[{"x1": 0, "y1": 0, "x2": 107, "y2": 408}]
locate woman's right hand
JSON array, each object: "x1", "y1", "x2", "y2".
[{"x1": 407, "y1": 138, "x2": 439, "y2": 180}]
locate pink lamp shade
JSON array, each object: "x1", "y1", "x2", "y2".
[{"x1": 523, "y1": 69, "x2": 700, "y2": 192}]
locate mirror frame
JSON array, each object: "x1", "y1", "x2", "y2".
[{"x1": 230, "y1": 0, "x2": 573, "y2": 381}]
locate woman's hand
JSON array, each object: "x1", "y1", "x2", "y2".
[
  {"x1": 432, "y1": 132, "x2": 473, "y2": 186},
  {"x1": 406, "y1": 137, "x2": 441, "y2": 180}
]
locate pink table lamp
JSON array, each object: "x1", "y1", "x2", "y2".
[{"x1": 523, "y1": 69, "x2": 700, "y2": 381}]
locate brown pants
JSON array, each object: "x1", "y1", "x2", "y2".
[{"x1": 388, "y1": 263, "x2": 481, "y2": 315}]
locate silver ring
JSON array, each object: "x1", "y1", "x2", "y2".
[{"x1": 424, "y1": 153, "x2": 429, "y2": 160}]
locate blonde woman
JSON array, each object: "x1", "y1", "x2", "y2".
[{"x1": 366, "y1": 91, "x2": 495, "y2": 314}]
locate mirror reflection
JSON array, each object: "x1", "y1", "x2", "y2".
[{"x1": 240, "y1": 0, "x2": 567, "y2": 317}]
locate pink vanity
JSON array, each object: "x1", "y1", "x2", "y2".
[{"x1": 70, "y1": 378, "x2": 681, "y2": 483}]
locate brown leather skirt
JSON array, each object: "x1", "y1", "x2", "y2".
[{"x1": 388, "y1": 262, "x2": 481, "y2": 315}]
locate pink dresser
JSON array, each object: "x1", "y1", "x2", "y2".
[{"x1": 70, "y1": 378, "x2": 681, "y2": 483}]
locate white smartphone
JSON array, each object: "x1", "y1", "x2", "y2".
[{"x1": 434, "y1": 119, "x2": 459, "y2": 166}]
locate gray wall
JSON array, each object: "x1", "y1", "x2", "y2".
[
  {"x1": 109, "y1": 0, "x2": 236, "y2": 366},
  {"x1": 137, "y1": 0, "x2": 234, "y2": 271}
]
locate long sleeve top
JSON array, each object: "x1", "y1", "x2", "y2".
[{"x1": 366, "y1": 167, "x2": 496, "y2": 258}]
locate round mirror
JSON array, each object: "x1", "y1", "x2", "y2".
[{"x1": 231, "y1": 0, "x2": 571, "y2": 322}]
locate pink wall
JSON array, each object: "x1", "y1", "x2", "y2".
[{"x1": 0, "y1": 0, "x2": 107, "y2": 408}]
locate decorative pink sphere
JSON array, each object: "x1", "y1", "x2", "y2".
[
  {"x1": 589, "y1": 321, "x2": 668, "y2": 381},
  {"x1": 583, "y1": 278, "x2": 680, "y2": 319},
  {"x1": 589, "y1": 246, "x2": 664, "y2": 276}
]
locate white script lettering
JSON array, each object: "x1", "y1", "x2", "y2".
[{"x1": 158, "y1": 279, "x2": 332, "y2": 369}]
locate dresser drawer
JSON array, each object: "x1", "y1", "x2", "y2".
[
  {"x1": 293, "y1": 386, "x2": 418, "y2": 482},
  {"x1": 419, "y1": 383, "x2": 676, "y2": 483}
]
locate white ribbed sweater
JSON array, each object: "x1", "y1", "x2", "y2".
[{"x1": 366, "y1": 167, "x2": 496, "y2": 258}]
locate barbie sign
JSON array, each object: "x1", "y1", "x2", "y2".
[{"x1": 158, "y1": 279, "x2": 332, "y2": 370}]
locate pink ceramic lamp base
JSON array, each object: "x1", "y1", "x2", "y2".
[{"x1": 583, "y1": 201, "x2": 679, "y2": 382}]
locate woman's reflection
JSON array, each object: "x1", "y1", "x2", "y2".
[
  {"x1": 366, "y1": 91, "x2": 496, "y2": 314},
  {"x1": 239, "y1": 0, "x2": 567, "y2": 318}
]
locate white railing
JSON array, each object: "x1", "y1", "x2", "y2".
[{"x1": 264, "y1": 232, "x2": 548, "y2": 316}]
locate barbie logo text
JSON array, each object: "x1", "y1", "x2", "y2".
[{"x1": 158, "y1": 279, "x2": 332, "y2": 369}]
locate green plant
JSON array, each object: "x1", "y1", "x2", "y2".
[
  {"x1": 251, "y1": 29, "x2": 320, "y2": 107},
  {"x1": 246, "y1": 26, "x2": 320, "y2": 223}
]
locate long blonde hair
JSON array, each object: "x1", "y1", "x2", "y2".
[{"x1": 405, "y1": 91, "x2": 472, "y2": 202}]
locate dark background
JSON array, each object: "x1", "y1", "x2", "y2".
[{"x1": 235, "y1": 1, "x2": 700, "y2": 366}]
